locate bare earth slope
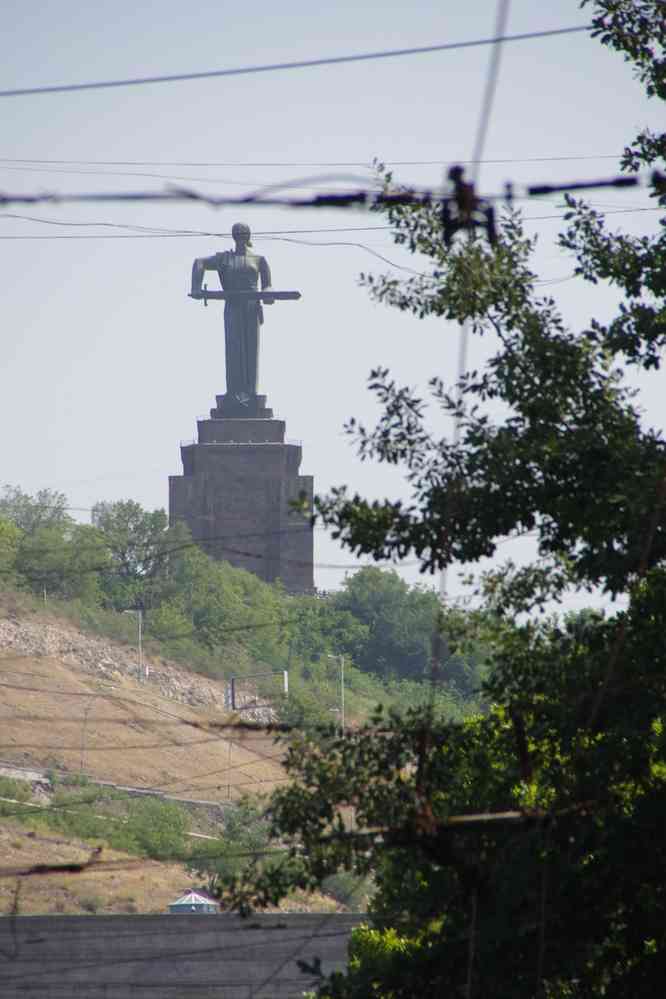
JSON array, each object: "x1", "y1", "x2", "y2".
[
  {"x1": 0, "y1": 611, "x2": 285, "y2": 802},
  {"x1": 0, "y1": 605, "x2": 360, "y2": 918},
  {"x1": 0, "y1": 821, "x2": 201, "y2": 915}
]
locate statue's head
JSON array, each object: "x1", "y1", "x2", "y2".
[{"x1": 231, "y1": 222, "x2": 252, "y2": 247}]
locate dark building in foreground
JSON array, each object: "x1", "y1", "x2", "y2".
[
  {"x1": 1, "y1": 912, "x2": 361, "y2": 998},
  {"x1": 169, "y1": 392, "x2": 314, "y2": 593}
]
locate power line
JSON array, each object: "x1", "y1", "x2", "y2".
[
  {"x1": 0, "y1": 163, "x2": 376, "y2": 191},
  {"x1": 0, "y1": 216, "x2": 393, "y2": 237},
  {"x1": 0, "y1": 697, "x2": 464, "y2": 741},
  {"x1": 0, "y1": 164, "x2": 258, "y2": 186},
  {"x1": 0, "y1": 153, "x2": 622, "y2": 167},
  {"x1": 2, "y1": 919, "x2": 358, "y2": 991},
  {"x1": 0, "y1": 215, "x2": 425, "y2": 272},
  {"x1": 0, "y1": 208, "x2": 659, "y2": 239},
  {"x1": 0, "y1": 735, "x2": 223, "y2": 753},
  {"x1": 469, "y1": 0, "x2": 511, "y2": 185},
  {"x1": 2, "y1": 520, "x2": 537, "y2": 576},
  {"x1": 0, "y1": 25, "x2": 591, "y2": 99},
  {"x1": 443, "y1": 0, "x2": 511, "y2": 608},
  {"x1": 0, "y1": 158, "x2": 636, "y2": 197},
  {"x1": 0, "y1": 217, "x2": 573, "y2": 280},
  {"x1": 0, "y1": 174, "x2": 655, "y2": 211},
  {"x1": 525, "y1": 207, "x2": 659, "y2": 221}
]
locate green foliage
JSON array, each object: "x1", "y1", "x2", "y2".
[
  {"x1": 318, "y1": 924, "x2": 438, "y2": 999},
  {"x1": 331, "y1": 568, "x2": 439, "y2": 680},
  {"x1": 321, "y1": 871, "x2": 371, "y2": 911},
  {"x1": 0, "y1": 486, "x2": 109, "y2": 602},
  {"x1": 188, "y1": 799, "x2": 272, "y2": 897},
  {"x1": 0, "y1": 517, "x2": 22, "y2": 588},
  {"x1": 17, "y1": 523, "x2": 108, "y2": 603},
  {"x1": 330, "y1": 567, "x2": 490, "y2": 694},
  {"x1": 287, "y1": 594, "x2": 370, "y2": 667},
  {"x1": 22, "y1": 787, "x2": 190, "y2": 860},
  {"x1": 91, "y1": 499, "x2": 191, "y2": 611},
  {"x1": 0, "y1": 776, "x2": 31, "y2": 811},
  {"x1": 220, "y1": 6, "x2": 666, "y2": 996},
  {"x1": 276, "y1": 678, "x2": 340, "y2": 730},
  {"x1": 0, "y1": 485, "x2": 71, "y2": 534},
  {"x1": 3, "y1": 485, "x2": 489, "y2": 721},
  {"x1": 121, "y1": 797, "x2": 189, "y2": 859},
  {"x1": 165, "y1": 545, "x2": 288, "y2": 663},
  {"x1": 78, "y1": 893, "x2": 102, "y2": 913}
]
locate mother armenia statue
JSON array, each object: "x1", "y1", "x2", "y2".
[{"x1": 189, "y1": 222, "x2": 300, "y2": 412}]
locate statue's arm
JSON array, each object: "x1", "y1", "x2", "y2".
[
  {"x1": 259, "y1": 255, "x2": 274, "y2": 304},
  {"x1": 190, "y1": 254, "x2": 219, "y2": 297}
]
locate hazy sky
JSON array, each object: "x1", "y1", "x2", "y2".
[{"x1": 1, "y1": 0, "x2": 662, "y2": 601}]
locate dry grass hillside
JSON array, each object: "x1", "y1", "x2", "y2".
[
  {"x1": 0, "y1": 599, "x2": 367, "y2": 918},
  {"x1": 0, "y1": 603, "x2": 286, "y2": 801},
  {"x1": 0, "y1": 821, "x2": 346, "y2": 917},
  {"x1": 0, "y1": 820, "x2": 202, "y2": 915}
]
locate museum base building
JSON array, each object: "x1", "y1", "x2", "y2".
[{"x1": 169, "y1": 392, "x2": 314, "y2": 594}]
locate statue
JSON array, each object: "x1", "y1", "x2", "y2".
[{"x1": 189, "y1": 222, "x2": 300, "y2": 411}]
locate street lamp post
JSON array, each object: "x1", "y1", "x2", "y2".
[
  {"x1": 123, "y1": 609, "x2": 145, "y2": 679},
  {"x1": 327, "y1": 654, "x2": 345, "y2": 732},
  {"x1": 80, "y1": 695, "x2": 96, "y2": 773}
]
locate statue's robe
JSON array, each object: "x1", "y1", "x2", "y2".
[{"x1": 193, "y1": 250, "x2": 272, "y2": 401}]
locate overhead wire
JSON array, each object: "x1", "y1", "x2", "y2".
[
  {"x1": 441, "y1": 0, "x2": 511, "y2": 604},
  {"x1": 0, "y1": 207, "x2": 658, "y2": 232},
  {"x1": 0, "y1": 25, "x2": 591, "y2": 99},
  {"x1": 0, "y1": 220, "x2": 571, "y2": 280},
  {"x1": 0, "y1": 24, "x2": 620, "y2": 975},
  {"x1": 0, "y1": 214, "x2": 423, "y2": 272},
  {"x1": 0, "y1": 180, "x2": 656, "y2": 212},
  {"x1": 0, "y1": 896, "x2": 359, "y2": 993},
  {"x1": 0, "y1": 153, "x2": 623, "y2": 167},
  {"x1": 0, "y1": 163, "x2": 379, "y2": 192},
  {"x1": 0, "y1": 519, "x2": 539, "y2": 580},
  {"x1": 1, "y1": 910, "x2": 359, "y2": 995},
  {"x1": 0, "y1": 213, "x2": 391, "y2": 235},
  {"x1": 0, "y1": 164, "x2": 261, "y2": 186}
]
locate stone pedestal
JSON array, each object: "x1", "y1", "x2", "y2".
[
  {"x1": 169, "y1": 398, "x2": 314, "y2": 593},
  {"x1": 211, "y1": 393, "x2": 274, "y2": 420}
]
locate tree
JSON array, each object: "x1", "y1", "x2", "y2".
[
  {"x1": 331, "y1": 568, "x2": 439, "y2": 681},
  {"x1": 330, "y1": 567, "x2": 489, "y2": 694},
  {"x1": 188, "y1": 799, "x2": 272, "y2": 898},
  {"x1": 287, "y1": 593, "x2": 370, "y2": 669},
  {"x1": 0, "y1": 485, "x2": 71, "y2": 535},
  {"x1": 221, "y1": 4, "x2": 666, "y2": 996},
  {"x1": 17, "y1": 522, "x2": 108, "y2": 602},
  {"x1": 123, "y1": 797, "x2": 189, "y2": 859},
  {"x1": 91, "y1": 499, "x2": 189, "y2": 611},
  {"x1": 0, "y1": 517, "x2": 22, "y2": 589},
  {"x1": 0, "y1": 486, "x2": 113, "y2": 601}
]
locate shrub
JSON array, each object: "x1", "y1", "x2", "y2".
[
  {"x1": 322, "y1": 871, "x2": 370, "y2": 911},
  {"x1": 120, "y1": 797, "x2": 189, "y2": 860},
  {"x1": 0, "y1": 776, "x2": 32, "y2": 812},
  {"x1": 78, "y1": 893, "x2": 102, "y2": 913}
]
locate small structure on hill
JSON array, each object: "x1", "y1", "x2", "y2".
[{"x1": 168, "y1": 889, "x2": 220, "y2": 914}]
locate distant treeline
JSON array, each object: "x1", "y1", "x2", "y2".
[{"x1": 0, "y1": 485, "x2": 491, "y2": 722}]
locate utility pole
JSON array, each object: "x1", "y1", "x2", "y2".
[
  {"x1": 123, "y1": 609, "x2": 145, "y2": 679},
  {"x1": 439, "y1": 0, "x2": 510, "y2": 604},
  {"x1": 80, "y1": 696, "x2": 96, "y2": 772},
  {"x1": 327, "y1": 654, "x2": 345, "y2": 732}
]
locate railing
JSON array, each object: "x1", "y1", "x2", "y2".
[{"x1": 178, "y1": 438, "x2": 302, "y2": 447}]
